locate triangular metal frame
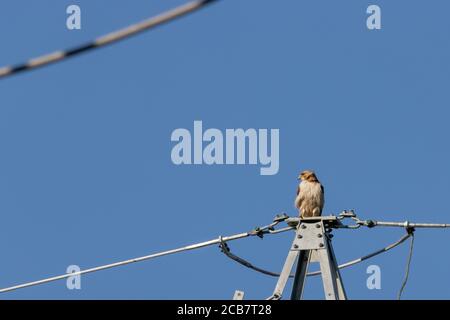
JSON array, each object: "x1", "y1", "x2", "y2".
[{"x1": 270, "y1": 217, "x2": 347, "y2": 300}]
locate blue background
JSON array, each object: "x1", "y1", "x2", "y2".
[{"x1": 1, "y1": 0, "x2": 449, "y2": 299}]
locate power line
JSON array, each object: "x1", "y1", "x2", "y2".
[
  {"x1": 343, "y1": 212, "x2": 450, "y2": 229},
  {"x1": 398, "y1": 228, "x2": 415, "y2": 300},
  {"x1": 219, "y1": 228, "x2": 413, "y2": 278},
  {"x1": 0, "y1": 0, "x2": 219, "y2": 80},
  {"x1": 0, "y1": 212, "x2": 448, "y2": 297},
  {"x1": 0, "y1": 218, "x2": 293, "y2": 294}
]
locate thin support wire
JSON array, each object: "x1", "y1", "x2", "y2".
[
  {"x1": 0, "y1": 0, "x2": 219, "y2": 80},
  {"x1": 0, "y1": 222, "x2": 294, "y2": 294},
  {"x1": 398, "y1": 229, "x2": 415, "y2": 300}
]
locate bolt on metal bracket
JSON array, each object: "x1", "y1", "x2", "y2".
[{"x1": 270, "y1": 217, "x2": 347, "y2": 300}]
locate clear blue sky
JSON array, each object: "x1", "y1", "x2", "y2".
[{"x1": 1, "y1": 0, "x2": 450, "y2": 299}]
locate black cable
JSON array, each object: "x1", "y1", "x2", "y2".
[
  {"x1": 397, "y1": 228, "x2": 415, "y2": 299},
  {"x1": 219, "y1": 231, "x2": 413, "y2": 278}
]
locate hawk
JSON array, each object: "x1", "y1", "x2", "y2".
[{"x1": 294, "y1": 170, "x2": 325, "y2": 218}]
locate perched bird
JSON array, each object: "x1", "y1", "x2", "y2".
[{"x1": 294, "y1": 170, "x2": 325, "y2": 218}]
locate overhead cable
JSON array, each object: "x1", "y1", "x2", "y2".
[
  {"x1": 0, "y1": 216, "x2": 293, "y2": 294},
  {"x1": 0, "y1": 0, "x2": 219, "y2": 79}
]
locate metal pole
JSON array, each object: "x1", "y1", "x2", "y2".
[
  {"x1": 270, "y1": 218, "x2": 346, "y2": 300},
  {"x1": 290, "y1": 250, "x2": 310, "y2": 300}
]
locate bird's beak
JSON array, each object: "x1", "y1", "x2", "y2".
[{"x1": 297, "y1": 176, "x2": 301, "y2": 180}]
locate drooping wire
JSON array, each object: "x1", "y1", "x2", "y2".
[
  {"x1": 397, "y1": 228, "x2": 415, "y2": 300},
  {"x1": 0, "y1": 0, "x2": 219, "y2": 80},
  {"x1": 219, "y1": 230, "x2": 413, "y2": 278}
]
